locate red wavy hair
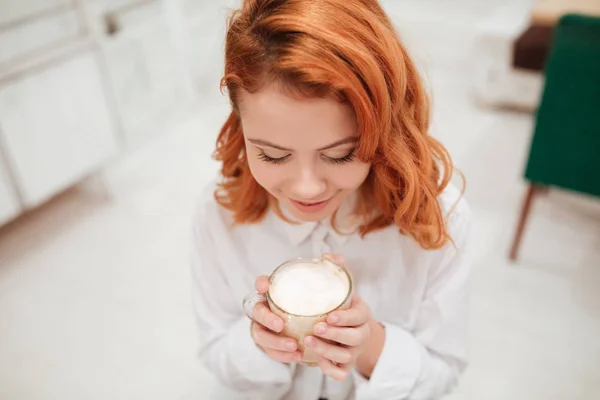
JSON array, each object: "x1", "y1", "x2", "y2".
[{"x1": 214, "y1": 0, "x2": 459, "y2": 249}]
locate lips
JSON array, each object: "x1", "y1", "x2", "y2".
[
  {"x1": 296, "y1": 200, "x2": 326, "y2": 206},
  {"x1": 290, "y1": 198, "x2": 331, "y2": 213}
]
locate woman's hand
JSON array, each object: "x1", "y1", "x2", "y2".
[
  {"x1": 303, "y1": 254, "x2": 373, "y2": 381},
  {"x1": 305, "y1": 293, "x2": 372, "y2": 381},
  {"x1": 249, "y1": 275, "x2": 303, "y2": 364}
]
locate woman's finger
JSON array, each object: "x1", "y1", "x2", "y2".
[
  {"x1": 254, "y1": 275, "x2": 270, "y2": 294},
  {"x1": 304, "y1": 336, "x2": 353, "y2": 365},
  {"x1": 251, "y1": 322, "x2": 298, "y2": 352},
  {"x1": 313, "y1": 322, "x2": 370, "y2": 347},
  {"x1": 252, "y1": 302, "x2": 284, "y2": 332},
  {"x1": 264, "y1": 348, "x2": 303, "y2": 364},
  {"x1": 327, "y1": 295, "x2": 369, "y2": 327},
  {"x1": 317, "y1": 356, "x2": 352, "y2": 381}
]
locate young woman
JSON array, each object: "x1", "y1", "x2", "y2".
[{"x1": 191, "y1": 0, "x2": 472, "y2": 399}]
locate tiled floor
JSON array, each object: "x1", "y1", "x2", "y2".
[{"x1": 1, "y1": 1, "x2": 599, "y2": 399}]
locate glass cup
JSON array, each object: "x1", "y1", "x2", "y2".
[{"x1": 243, "y1": 256, "x2": 353, "y2": 366}]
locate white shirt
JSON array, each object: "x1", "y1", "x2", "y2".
[{"x1": 191, "y1": 179, "x2": 472, "y2": 400}]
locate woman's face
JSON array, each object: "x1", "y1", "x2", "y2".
[{"x1": 239, "y1": 83, "x2": 370, "y2": 223}]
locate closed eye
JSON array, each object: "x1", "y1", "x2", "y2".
[
  {"x1": 257, "y1": 151, "x2": 290, "y2": 164},
  {"x1": 323, "y1": 150, "x2": 356, "y2": 164},
  {"x1": 257, "y1": 149, "x2": 356, "y2": 165}
]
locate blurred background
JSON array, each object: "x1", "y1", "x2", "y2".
[{"x1": 0, "y1": 0, "x2": 599, "y2": 399}]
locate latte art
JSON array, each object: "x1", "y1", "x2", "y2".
[{"x1": 269, "y1": 258, "x2": 350, "y2": 316}]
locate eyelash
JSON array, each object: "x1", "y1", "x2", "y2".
[
  {"x1": 257, "y1": 151, "x2": 356, "y2": 165},
  {"x1": 257, "y1": 153, "x2": 290, "y2": 164},
  {"x1": 326, "y1": 152, "x2": 356, "y2": 164}
]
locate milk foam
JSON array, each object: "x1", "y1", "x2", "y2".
[{"x1": 269, "y1": 259, "x2": 349, "y2": 316}]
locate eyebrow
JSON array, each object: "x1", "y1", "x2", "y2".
[{"x1": 247, "y1": 137, "x2": 357, "y2": 152}]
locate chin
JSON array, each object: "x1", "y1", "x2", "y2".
[{"x1": 292, "y1": 210, "x2": 332, "y2": 223}]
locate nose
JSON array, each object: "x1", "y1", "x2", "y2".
[{"x1": 290, "y1": 165, "x2": 327, "y2": 200}]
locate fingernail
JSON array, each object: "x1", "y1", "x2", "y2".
[
  {"x1": 315, "y1": 324, "x2": 327, "y2": 335},
  {"x1": 285, "y1": 341, "x2": 296, "y2": 351},
  {"x1": 328, "y1": 315, "x2": 339, "y2": 324}
]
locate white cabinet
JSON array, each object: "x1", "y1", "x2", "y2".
[
  {"x1": 0, "y1": 50, "x2": 119, "y2": 208},
  {"x1": 0, "y1": 0, "x2": 72, "y2": 26},
  {"x1": 0, "y1": 152, "x2": 21, "y2": 225},
  {"x1": 98, "y1": 0, "x2": 197, "y2": 149},
  {"x1": 0, "y1": 0, "x2": 213, "y2": 226},
  {"x1": 178, "y1": 1, "x2": 232, "y2": 98},
  {"x1": 0, "y1": 4, "x2": 83, "y2": 66}
]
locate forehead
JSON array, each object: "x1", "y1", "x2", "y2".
[{"x1": 238, "y1": 84, "x2": 357, "y2": 148}]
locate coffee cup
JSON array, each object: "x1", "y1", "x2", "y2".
[{"x1": 243, "y1": 256, "x2": 353, "y2": 366}]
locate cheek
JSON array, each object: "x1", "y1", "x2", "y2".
[
  {"x1": 247, "y1": 158, "x2": 283, "y2": 190},
  {"x1": 328, "y1": 162, "x2": 370, "y2": 190}
]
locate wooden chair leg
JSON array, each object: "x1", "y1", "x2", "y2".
[
  {"x1": 509, "y1": 184, "x2": 543, "y2": 262},
  {"x1": 539, "y1": 186, "x2": 550, "y2": 196}
]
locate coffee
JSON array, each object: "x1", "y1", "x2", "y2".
[
  {"x1": 243, "y1": 256, "x2": 353, "y2": 366},
  {"x1": 269, "y1": 259, "x2": 349, "y2": 316}
]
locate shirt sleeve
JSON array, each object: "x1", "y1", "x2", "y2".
[
  {"x1": 190, "y1": 198, "x2": 293, "y2": 399},
  {"x1": 353, "y1": 198, "x2": 473, "y2": 400}
]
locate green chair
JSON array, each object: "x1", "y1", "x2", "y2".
[{"x1": 510, "y1": 14, "x2": 600, "y2": 261}]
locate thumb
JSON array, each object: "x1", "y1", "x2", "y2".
[{"x1": 255, "y1": 275, "x2": 270, "y2": 294}]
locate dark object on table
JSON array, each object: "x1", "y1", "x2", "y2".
[
  {"x1": 510, "y1": 14, "x2": 600, "y2": 261},
  {"x1": 513, "y1": 25, "x2": 555, "y2": 71}
]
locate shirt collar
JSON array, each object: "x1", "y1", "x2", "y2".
[
  {"x1": 283, "y1": 219, "x2": 317, "y2": 247},
  {"x1": 278, "y1": 194, "x2": 360, "y2": 246}
]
